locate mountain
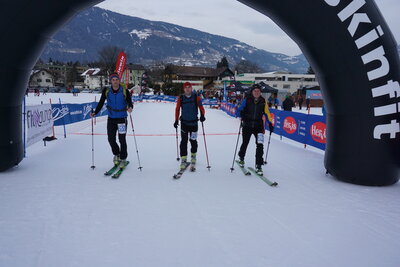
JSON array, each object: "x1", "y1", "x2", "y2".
[{"x1": 41, "y1": 7, "x2": 309, "y2": 73}]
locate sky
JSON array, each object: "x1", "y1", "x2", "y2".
[{"x1": 97, "y1": 0, "x2": 400, "y2": 56}]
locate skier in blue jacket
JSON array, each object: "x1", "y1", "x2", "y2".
[{"x1": 91, "y1": 73, "x2": 133, "y2": 168}]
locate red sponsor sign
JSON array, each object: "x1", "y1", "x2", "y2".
[
  {"x1": 115, "y1": 52, "x2": 127, "y2": 79},
  {"x1": 310, "y1": 122, "x2": 327, "y2": 144},
  {"x1": 283, "y1": 116, "x2": 297, "y2": 134}
]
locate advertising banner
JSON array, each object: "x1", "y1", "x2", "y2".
[
  {"x1": 220, "y1": 101, "x2": 326, "y2": 151},
  {"x1": 51, "y1": 102, "x2": 106, "y2": 126},
  {"x1": 26, "y1": 104, "x2": 53, "y2": 147}
]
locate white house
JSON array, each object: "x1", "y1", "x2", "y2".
[
  {"x1": 235, "y1": 71, "x2": 319, "y2": 93},
  {"x1": 81, "y1": 68, "x2": 109, "y2": 89},
  {"x1": 29, "y1": 69, "x2": 55, "y2": 88}
]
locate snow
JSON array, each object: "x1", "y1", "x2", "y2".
[
  {"x1": 1, "y1": 95, "x2": 399, "y2": 267},
  {"x1": 129, "y1": 29, "x2": 152, "y2": 40}
]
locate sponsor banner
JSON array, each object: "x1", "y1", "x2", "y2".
[
  {"x1": 270, "y1": 109, "x2": 326, "y2": 150},
  {"x1": 52, "y1": 102, "x2": 107, "y2": 126},
  {"x1": 220, "y1": 101, "x2": 238, "y2": 117},
  {"x1": 26, "y1": 104, "x2": 53, "y2": 147},
  {"x1": 219, "y1": 101, "x2": 326, "y2": 151},
  {"x1": 306, "y1": 90, "x2": 323, "y2": 100}
]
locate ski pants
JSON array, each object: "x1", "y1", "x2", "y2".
[
  {"x1": 180, "y1": 123, "x2": 198, "y2": 157},
  {"x1": 238, "y1": 125, "x2": 265, "y2": 166},
  {"x1": 107, "y1": 117, "x2": 128, "y2": 160}
]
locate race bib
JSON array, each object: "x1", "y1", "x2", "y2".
[
  {"x1": 118, "y1": 123, "x2": 127, "y2": 134},
  {"x1": 190, "y1": 132, "x2": 198, "y2": 140},
  {"x1": 257, "y1": 133, "x2": 265, "y2": 144}
]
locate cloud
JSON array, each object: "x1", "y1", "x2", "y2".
[{"x1": 97, "y1": 0, "x2": 399, "y2": 56}]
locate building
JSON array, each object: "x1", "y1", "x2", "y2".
[
  {"x1": 122, "y1": 64, "x2": 146, "y2": 87},
  {"x1": 29, "y1": 69, "x2": 55, "y2": 87},
  {"x1": 81, "y1": 68, "x2": 109, "y2": 90},
  {"x1": 164, "y1": 65, "x2": 234, "y2": 92},
  {"x1": 235, "y1": 71, "x2": 319, "y2": 94},
  {"x1": 34, "y1": 62, "x2": 89, "y2": 87}
]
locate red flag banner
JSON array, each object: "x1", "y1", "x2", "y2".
[{"x1": 115, "y1": 52, "x2": 127, "y2": 79}]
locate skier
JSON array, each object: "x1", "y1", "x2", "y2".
[
  {"x1": 236, "y1": 84, "x2": 274, "y2": 175},
  {"x1": 174, "y1": 82, "x2": 206, "y2": 170},
  {"x1": 91, "y1": 73, "x2": 133, "y2": 168}
]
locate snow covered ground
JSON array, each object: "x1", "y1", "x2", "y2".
[{"x1": 0, "y1": 96, "x2": 399, "y2": 267}]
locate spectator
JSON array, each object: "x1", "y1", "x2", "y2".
[
  {"x1": 282, "y1": 95, "x2": 295, "y2": 111},
  {"x1": 274, "y1": 97, "x2": 280, "y2": 109},
  {"x1": 306, "y1": 96, "x2": 311, "y2": 111},
  {"x1": 298, "y1": 95, "x2": 304, "y2": 110}
]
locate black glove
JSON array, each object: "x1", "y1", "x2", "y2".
[
  {"x1": 200, "y1": 115, "x2": 206, "y2": 122},
  {"x1": 174, "y1": 120, "x2": 179, "y2": 129},
  {"x1": 240, "y1": 110, "x2": 245, "y2": 118},
  {"x1": 269, "y1": 123, "x2": 274, "y2": 133}
]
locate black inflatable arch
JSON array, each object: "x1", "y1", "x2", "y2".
[{"x1": 1, "y1": 0, "x2": 399, "y2": 186}]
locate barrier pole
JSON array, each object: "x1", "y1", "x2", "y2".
[
  {"x1": 49, "y1": 98, "x2": 55, "y2": 138},
  {"x1": 59, "y1": 98, "x2": 67, "y2": 138}
]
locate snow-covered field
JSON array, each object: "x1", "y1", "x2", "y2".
[{"x1": 0, "y1": 95, "x2": 399, "y2": 267}]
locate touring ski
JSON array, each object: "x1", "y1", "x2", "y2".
[
  {"x1": 248, "y1": 167, "x2": 278, "y2": 187},
  {"x1": 173, "y1": 162, "x2": 191, "y2": 179},
  {"x1": 111, "y1": 161, "x2": 130, "y2": 179},
  {"x1": 190, "y1": 164, "x2": 196, "y2": 172},
  {"x1": 235, "y1": 160, "x2": 251, "y2": 176},
  {"x1": 104, "y1": 165, "x2": 119, "y2": 176}
]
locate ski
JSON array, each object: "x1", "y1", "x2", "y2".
[
  {"x1": 111, "y1": 161, "x2": 130, "y2": 179},
  {"x1": 104, "y1": 165, "x2": 119, "y2": 176},
  {"x1": 235, "y1": 160, "x2": 251, "y2": 176},
  {"x1": 173, "y1": 162, "x2": 191, "y2": 179},
  {"x1": 190, "y1": 164, "x2": 196, "y2": 172},
  {"x1": 248, "y1": 167, "x2": 278, "y2": 187}
]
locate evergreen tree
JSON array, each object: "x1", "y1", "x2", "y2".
[{"x1": 217, "y1": 56, "x2": 229, "y2": 69}]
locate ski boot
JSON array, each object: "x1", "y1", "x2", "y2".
[
  {"x1": 255, "y1": 165, "x2": 263, "y2": 176},
  {"x1": 119, "y1": 159, "x2": 129, "y2": 169},
  {"x1": 238, "y1": 158, "x2": 245, "y2": 168},
  {"x1": 113, "y1": 155, "x2": 121, "y2": 166},
  {"x1": 180, "y1": 156, "x2": 188, "y2": 170},
  {"x1": 190, "y1": 153, "x2": 197, "y2": 172}
]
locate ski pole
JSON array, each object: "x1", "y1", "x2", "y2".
[
  {"x1": 175, "y1": 127, "x2": 180, "y2": 161},
  {"x1": 230, "y1": 121, "x2": 242, "y2": 172},
  {"x1": 264, "y1": 131, "x2": 272, "y2": 165},
  {"x1": 129, "y1": 113, "x2": 143, "y2": 171},
  {"x1": 201, "y1": 122, "x2": 211, "y2": 171},
  {"x1": 90, "y1": 109, "x2": 96, "y2": 170}
]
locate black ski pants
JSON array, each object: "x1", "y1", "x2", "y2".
[
  {"x1": 107, "y1": 117, "x2": 128, "y2": 160},
  {"x1": 238, "y1": 125, "x2": 264, "y2": 166},
  {"x1": 180, "y1": 123, "x2": 198, "y2": 157}
]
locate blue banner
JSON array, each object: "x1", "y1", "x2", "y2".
[
  {"x1": 132, "y1": 95, "x2": 218, "y2": 105},
  {"x1": 220, "y1": 101, "x2": 326, "y2": 150},
  {"x1": 52, "y1": 102, "x2": 107, "y2": 126}
]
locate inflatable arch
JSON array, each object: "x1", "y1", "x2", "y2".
[{"x1": 0, "y1": 0, "x2": 399, "y2": 186}]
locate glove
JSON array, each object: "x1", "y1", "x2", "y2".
[
  {"x1": 240, "y1": 110, "x2": 245, "y2": 118},
  {"x1": 269, "y1": 123, "x2": 274, "y2": 133},
  {"x1": 200, "y1": 115, "x2": 206, "y2": 122},
  {"x1": 173, "y1": 120, "x2": 179, "y2": 129}
]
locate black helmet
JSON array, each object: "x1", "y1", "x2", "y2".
[{"x1": 251, "y1": 84, "x2": 262, "y2": 91}]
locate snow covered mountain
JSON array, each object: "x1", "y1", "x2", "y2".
[{"x1": 41, "y1": 7, "x2": 309, "y2": 73}]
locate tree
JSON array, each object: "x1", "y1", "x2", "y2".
[
  {"x1": 234, "y1": 60, "x2": 264, "y2": 74},
  {"x1": 307, "y1": 65, "x2": 315, "y2": 74},
  {"x1": 66, "y1": 63, "x2": 80, "y2": 87},
  {"x1": 98, "y1": 46, "x2": 124, "y2": 75},
  {"x1": 217, "y1": 56, "x2": 229, "y2": 69},
  {"x1": 162, "y1": 82, "x2": 183, "y2": 96}
]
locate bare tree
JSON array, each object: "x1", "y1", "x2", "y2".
[{"x1": 98, "y1": 46, "x2": 124, "y2": 75}]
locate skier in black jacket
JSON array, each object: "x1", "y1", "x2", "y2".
[{"x1": 236, "y1": 84, "x2": 274, "y2": 175}]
